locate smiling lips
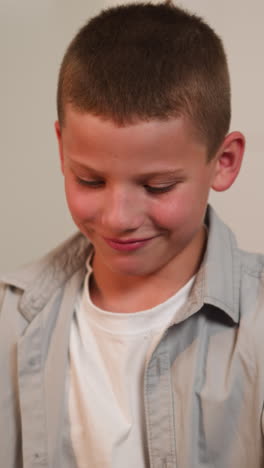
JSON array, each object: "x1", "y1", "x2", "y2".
[{"x1": 103, "y1": 236, "x2": 156, "y2": 251}]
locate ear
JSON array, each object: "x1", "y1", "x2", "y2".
[
  {"x1": 211, "y1": 131, "x2": 245, "y2": 192},
  {"x1": 54, "y1": 121, "x2": 64, "y2": 174}
]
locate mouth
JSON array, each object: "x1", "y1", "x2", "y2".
[{"x1": 102, "y1": 236, "x2": 156, "y2": 252}]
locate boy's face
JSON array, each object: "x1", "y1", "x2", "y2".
[{"x1": 56, "y1": 107, "x2": 219, "y2": 278}]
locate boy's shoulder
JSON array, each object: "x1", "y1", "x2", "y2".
[
  {"x1": 206, "y1": 206, "x2": 264, "y2": 276},
  {"x1": 0, "y1": 231, "x2": 91, "y2": 296},
  {"x1": 239, "y1": 247, "x2": 264, "y2": 278}
]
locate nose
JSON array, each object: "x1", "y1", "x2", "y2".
[{"x1": 100, "y1": 186, "x2": 144, "y2": 234}]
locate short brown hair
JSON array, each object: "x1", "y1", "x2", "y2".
[{"x1": 57, "y1": 2, "x2": 231, "y2": 158}]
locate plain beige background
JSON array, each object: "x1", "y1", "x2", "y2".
[{"x1": 1, "y1": 0, "x2": 263, "y2": 273}]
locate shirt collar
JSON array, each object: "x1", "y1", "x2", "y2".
[
  {"x1": 0, "y1": 232, "x2": 91, "y2": 321},
  {"x1": 193, "y1": 206, "x2": 240, "y2": 324}
]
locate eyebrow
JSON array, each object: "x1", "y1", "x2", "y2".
[
  {"x1": 69, "y1": 161, "x2": 186, "y2": 178},
  {"x1": 69, "y1": 161, "x2": 105, "y2": 176}
]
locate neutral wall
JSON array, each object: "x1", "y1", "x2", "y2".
[{"x1": 1, "y1": 0, "x2": 263, "y2": 273}]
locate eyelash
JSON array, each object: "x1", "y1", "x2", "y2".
[
  {"x1": 76, "y1": 178, "x2": 176, "y2": 194},
  {"x1": 144, "y1": 184, "x2": 175, "y2": 194},
  {"x1": 77, "y1": 179, "x2": 103, "y2": 188}
]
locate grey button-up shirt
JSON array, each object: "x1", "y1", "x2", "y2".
[{"x1": 0, "y1": 206, "x2": 264, "y2": 467}]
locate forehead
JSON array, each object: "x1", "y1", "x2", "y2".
[{"x1": 61, "y1": 106, "x2": 207, "y2": 167}]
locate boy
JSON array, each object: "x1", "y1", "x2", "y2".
[{"x1": 0, "y1": 2, "x2": 263, "y2": 467}]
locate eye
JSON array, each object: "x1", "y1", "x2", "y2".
[
  {"x1": 144, "y1": 183, "x2": 176, "y2": 194},
  {"x1": 76, "y1": 177, "x2": 104, "y2": 188}
]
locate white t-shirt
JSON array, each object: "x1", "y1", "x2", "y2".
[{"x1": 68, "y1": 259, "x2": 194, "y2": 468}]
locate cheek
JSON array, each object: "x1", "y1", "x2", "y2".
[
  {"x1": 64, "y1": 181, "x2": 97, "y2": 223},
  {"x1": 150, "y1": 187, "x2": 207, "y2": 231},
  {"x1": 151, "y1": 191, "x2": 192, "y2": 225}
]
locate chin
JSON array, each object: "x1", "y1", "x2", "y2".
[{"x1": 104, "y1": 256, "x2": 163, "y2": 278}]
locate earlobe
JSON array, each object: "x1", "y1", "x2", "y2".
[
  {"x1": 54, "y1": 121, "x2": 65, "y2": 174},
  {"x1": 211, "y1": 131, "x2": 245, "y2": 192}
]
